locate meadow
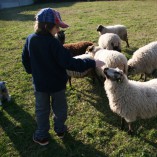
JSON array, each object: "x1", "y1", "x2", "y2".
[{"x1": 0, "y1": 1, "x2": 157, "y2": 156}]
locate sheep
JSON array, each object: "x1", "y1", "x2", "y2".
[
  {"x1": 64, "y1": 41, "x2": 94, "y2": 87},
  {"x1": 86, "y1": 47, "x2": 128, "y2": 79},
  {"x1": 97, "y1": 24, "x2": 129, "y2": 47},
  {"x1": 55, "y1": 31, "x2": 94, "y2": 86},
  {"x1": 98, "y1": 33, "x2": 121, "y2": 52},
  {"x1": 55, "y1": 30, "x2": 65, "y2": 44},
  {"x1": 63, "y1": 41, "x2": 94, "y2": 57},
  {"x1": 104, "y1": 67, "x2": 157, "y2": 134},
  {"x1": 66, "y1": 53, "x2": 96, "y2": 87},
  {"x1": 128, "y1": 41, "x2": 157, "y2": 81}
]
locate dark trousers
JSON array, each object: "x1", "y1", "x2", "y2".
[{"x1": 34, "y1": 89, "x2": 67, "y2": 139}]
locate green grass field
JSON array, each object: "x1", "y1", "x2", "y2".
[{"x1": 0, "y1": 1, "x2": 157, "y2": 156}]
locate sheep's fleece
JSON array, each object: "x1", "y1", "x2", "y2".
[
  {"x1": 128, "y1": 41, "x2": 157, "y2": 76},
  {"x1": 98, "y1": 33, "x2": 121, "y2": 51},
  {"x1": 104, "y1": 67, "x2": 157, "y2": 123},
  {"x1": 93, "y1": 49, "x2": 128, "y2": 77},
  {"x1": 66, "y1": 54, "x2": 94, "y2": 78}
]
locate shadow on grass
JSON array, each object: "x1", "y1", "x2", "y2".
[
  {"x1": 0, "y1": 2, "x2": 76, "y2": 21},
  {"x1": 0, "y1": 98, "x2": 108, "y2": 157},
  {"x1": 69, "y1": 78, "x2": 157, "y2": 149},
  {"x1": 123, "y1": 46, "x2": 138, "y2": 56}
]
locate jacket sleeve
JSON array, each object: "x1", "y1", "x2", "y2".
[
  {"x1": 52, "y1": 40, "x2": 96, "y2": 72},
  {"x1": 22, "y1": 38, "x2": 32, "y2": 74}
]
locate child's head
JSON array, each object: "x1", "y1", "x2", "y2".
[{"x1": 34, "y1": 8, "x2": 69, "y2": 36}]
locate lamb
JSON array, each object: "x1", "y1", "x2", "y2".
[
  {"x1": 104, "y1": 67, "x2": 157, "y2": 134},
  {"x1": 97, "y1": 24, "x2": 129, "y2": 47},
  {"x1": 128, "y1": 41, "x2": 157, "y2": 81},
  {"x1": 86, "y1": 46, "x2": 128, "y2": 79},
  {"x1": 0, "y1": 81, "x2": 11, "y2": 106},
  {"x1": 98, "y1": 33, "x2": 121, "y2": 52}
]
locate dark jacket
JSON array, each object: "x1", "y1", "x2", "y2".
[{"x1": 22, "y1": 33, "x2": 95, "y2": 92}]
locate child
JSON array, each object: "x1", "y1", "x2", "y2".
[{"x1": 22, "y1": 8, "x2": 104, "y2": 146}]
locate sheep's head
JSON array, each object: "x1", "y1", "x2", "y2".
[
  {"x1": 85, "y1": 45, "x2": 101, "y2": 57},
  {"x1": 97, "y1": 25, "x2": 104, "y2": 32},
  {"x1": 103, "y1": 67, "x2": 124, "y2": 82},
  {"x1": 55, "y1": 30, "x2": 65, "y2": 45},
  {"x1": 127, "y1": 64, "x2": 136, "y2": 76}
]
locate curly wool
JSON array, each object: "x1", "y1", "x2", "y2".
[
  {"x1": 104, "y1": 73, "x2": 157, "y2": 123},
  {"x1": 128, "y1": 41, "x2": 157, "y2": 76}
]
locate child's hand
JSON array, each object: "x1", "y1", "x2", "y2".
[{"x1": 95, "y1": 59, "x2": 105, "y2": 68}]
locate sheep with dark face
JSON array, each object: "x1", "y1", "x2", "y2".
[
  {"x1": 97, "y1": 24, "x2": 129, "y2": 47},
  {"x1": 104, "y1": 67, "x2": 157, "y2": 134}
]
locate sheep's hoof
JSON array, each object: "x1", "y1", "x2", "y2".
[{"x1": 127, "y1": 130, "x2": 134, "y2": 135}]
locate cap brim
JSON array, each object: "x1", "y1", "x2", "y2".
[{"x1": 58, "y1": 21, "x2": 69, "y2": 28}]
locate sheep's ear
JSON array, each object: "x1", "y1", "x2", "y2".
[{"x1": 87, "y1": 45, "x2": 94, "y2": 52}]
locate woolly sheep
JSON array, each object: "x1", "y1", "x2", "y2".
[
  {"x1": 128, "y1": 41, "x2": 157, "y2": 81},
  {"x1": 97, "y1": 24, "x2": 129, "y2": 47},
  {"x1": 66, "y1": 53, "x2": 95, "y2": 87},
  {"x1": 64, "y1": 41, "x2": 94, "y2": 57},
  {"x1": 55, "y1": 31, "x2": 94, "y2": 86},
  {"x1": 86, "y1": 47, "x2": 128, "y2": 78},
  {"x1": 66, "y1": 53, "x2": 94, "y2": 77},
  {"x1": 104, "y1": 67, "x2": 157, "y2": 134},
  {"x1": 98, "y1": 33, "x2": 121, "y2": 52}
]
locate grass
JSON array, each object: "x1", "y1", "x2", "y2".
[{"x1": 0, "y1": 1, "x2": 157, "y2": 156}]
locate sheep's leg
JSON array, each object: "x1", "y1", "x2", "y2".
[
  {"x1": 126, "y1": 40, "x2": 130, "y2": 48},
  {"x1": 127, "y1": 122, "x2": 134, "y2": 135},
  {"x1": 121, "y1": 117, "x2": 125, "y2": 130}
]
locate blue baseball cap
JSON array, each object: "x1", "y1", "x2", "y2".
[{"x1": 36, "y1": 8, "x2": 69, "y2": 28}]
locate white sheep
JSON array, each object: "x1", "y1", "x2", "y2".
[
  {"x1": 128, "y1": 41, "x2": 157, "y2": 81},
  {"x1": 98, "y1": 33, "x2": 121, "y2": 52},
  {"x1": 104, "y1": 67, "x2": 157, "y2": 134},
  {"x1": 97, "y1": 24, "x2": 129, "y2": 47},
  {"x1": 86, "y1": 47, "x2": 128, "y2": 78},
  {"x1": 66, "y1": 53, "x2": 95, "y2": 87}
]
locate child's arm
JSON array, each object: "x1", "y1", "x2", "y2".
[{"x1": 52, "y1": 40, "x2": 96, "y2": 73}]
